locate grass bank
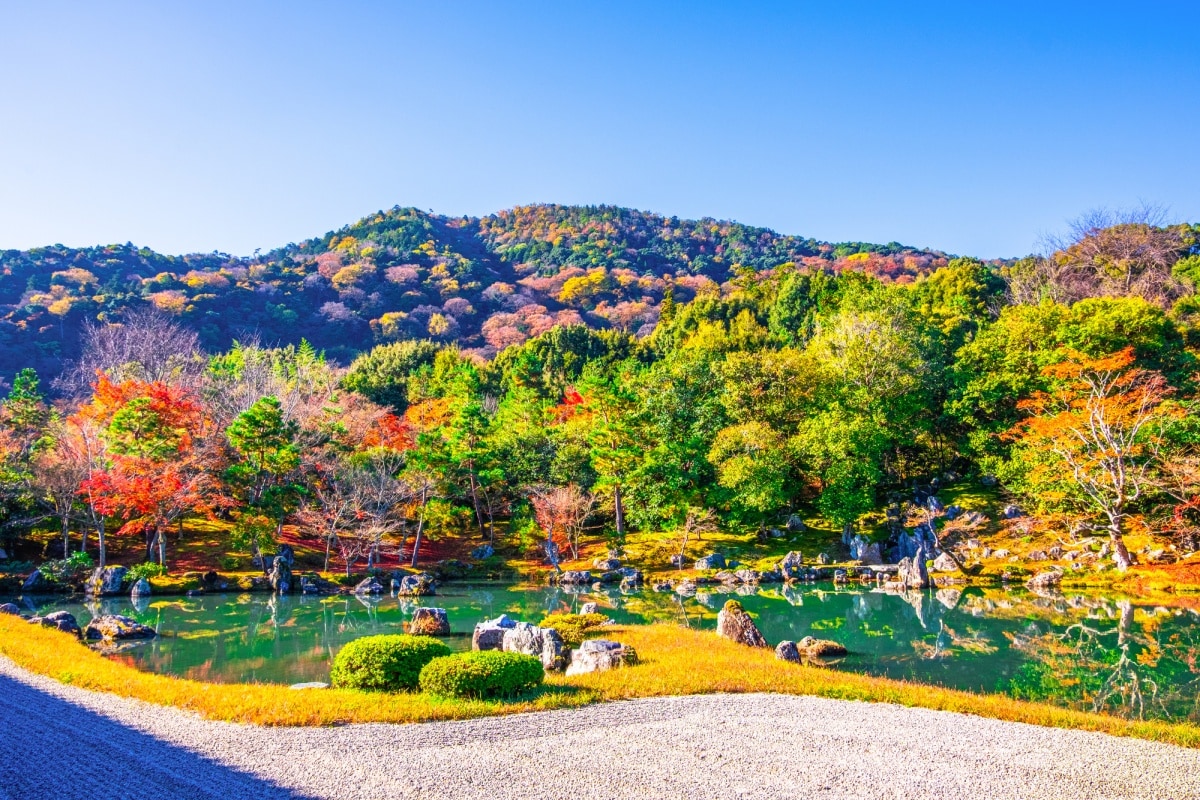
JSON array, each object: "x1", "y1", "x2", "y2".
[{"x1": 3, "y1": 614, "x2": 1200, "y2": 748}]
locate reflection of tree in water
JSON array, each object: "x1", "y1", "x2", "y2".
[{"x1": 1004, "y1": 597, "x2": 1200, "y2": 721}]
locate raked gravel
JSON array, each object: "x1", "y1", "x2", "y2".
[{"x1": 1, "y1": 655, "x2": 1198, "y2": 800}]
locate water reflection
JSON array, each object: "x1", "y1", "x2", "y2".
[{"x1": 11, "y1": 582, "x2": 1200, "y2": 722}]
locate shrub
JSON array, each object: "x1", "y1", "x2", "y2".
[
  {"x1": 39, "y1": 552, "x2": 95, "y2": 584},
  {"x1": 126, "y1": 562, "x2": 167, "y2": 582},
  {"x1": 538, "y1": 612, "x2": 608, "y2": 647},
  {"x1": 330, "y1": 634, "x2": 451, "y2": 692},
  {"x1": 419, "y1": 651, "x2": 544, "y2": 699}
]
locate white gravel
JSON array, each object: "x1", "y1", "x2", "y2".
[{"x1": 2, "y1": 655, "x2": 1198, "y2": 800}]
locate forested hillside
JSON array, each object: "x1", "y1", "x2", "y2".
[{"x1": 0, "y1": 205, "x2": 950, "y2": 385}]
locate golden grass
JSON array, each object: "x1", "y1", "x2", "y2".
[{"x1": 4, "y1": 614, "x2": 1200, "y2": 747}]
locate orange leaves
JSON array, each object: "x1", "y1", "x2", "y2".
[
  {"x1": 405, "y1": 398, "x2": 450, "y2": 435},
  {"x1": 361, "y1": 413, "x2": 414, "y2": 452}
]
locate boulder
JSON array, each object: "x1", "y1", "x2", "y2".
[
  {"x1": 797, "y1": 636, "x2": 847, "y2": 658},
  {"x1": 716, "y1": 600, "x2": 768, "y2": 648},
  {"x1": 269, "y1": 557, "x2": 293, "y2": 594},
  {"x1": 759, "y1": 569, "x2": 783, "y2": 583},
  {"x1": 1026, "y1": 570, "x2": 1063, "y2": 590},
  {"x1": 1002, "y1": 504, "x2": 1024, "y2": 519},
  {"x1": 1026, "y1": 550, "x2": 1047, "y2": 562},
  {"x1": 775, "y1": 640, "x2": 801, "y2": 663},
  {"x1": 668, "y1": 554, "x2": 687, "y2": 568},
  {"x1": 353, "y1": 577, "x2": 384, "y2": 595},
  {"x1": 579, "y1": 601, "x2": 599, "y2": 615},
  {"x1": 564, "y1": 638, "x2": 638, "y2": 676},
  {"x1": 651, "y1": 581, "x2": 672, "y2": 592},
  {"x1": 555, "y1": 571, "x2": 593, "y2": 585},
  {"x1": 927, "y1": 496, "x2": 945, "y2": 513},
  {"x1": 593, "y1": 557, "x2": 621, "y2": 571},
  {"x1": 932, "y1": 553, "x2": 959, "y2": 573},
  {"x1": 21, "y1": 570, "x2": 51, "y2": 593},
  {"x1": 396, "y1": 573, "x2": 436, "y2": 596},
  {"x1": 0, "y1": 602, "x2": 19, "y2": 616},
  {"x1": 502, "y1": 622, "x2": 568, "y2": 671},
  {"x1": 694, "y1": 554, "x2": 726, "y2": 571},
  {"x1": 980, "y1": 475, "x2": 999, "y2": 487},
  {"x1": 84, "y1": 614, "x2": 156, "y2": 641},
  {"x1": 945, "y1": 505, "x2": 963, "y2": 520},
  {"x1": 130, "y1": 577, "x2": 152, "y2": 598},
  {"x1": 274, "y1": 544, "x2": 295, "y2": 567},
  {"x1": 617, "y1": 567, "x2": 642, "y2": 582},
  {"x1": 300, "y1": 574, "x2": 338, "y2": 595},
  {"x1": 407, "y1": 607, "x2": 450, "y2": 636},
  {"x1": 714, "y1": 570, "x2": 738, "y2": 584},
  {"x1": 472, "y1": 614, "x2": 517, "y2": 651},
  {"x1": 786, "y1": 514, "x2": 806, "y2": 531},
  {"x1": 778, "y1": 551, "x2": 804, "y2": 579},
  {"x1": 597, "y1": 570, "x2": 623, "y2": 584},
  {"x1": 86, "y1": 566, "x2": 128, "y2": 597},
  {"x1": 40, "y1": 611, "x2": 81, "y2": 636},
  {"x1": 897, "y1": 550, "x2": 930, "y2": 589},
  {"x1": 470, "y1": 544, "x2": 494, "y2": 560},
  {"x1": 202, "y1": 571, "x2": 230, "y2": 592},
  {"x1": 734, "y1": 569, "x2": 761, "y2": 584},
  {"x1": 816, "y1": 553, "x2": 831, "y2": 565}
]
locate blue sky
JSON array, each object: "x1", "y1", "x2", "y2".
[{"x1": 1, "y1": 1, "x2": 1196, "y2": 258}]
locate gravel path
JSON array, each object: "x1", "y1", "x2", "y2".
[{"x1": 2, "y1": 656, "x2": 1198, "y2": 800}]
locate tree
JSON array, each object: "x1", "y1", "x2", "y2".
[
  {"x1": 58, "y1": 307, "x2": 204, "y2": 395},
  {"x1": 528, "y1": 484, "x2": 595, "y2": 565},
  {"x1": 1005, "y1": 348, "x2": 1181, "y2": 569},
  {"x1": 225, "y1": 396, "x2": 301, "y2": 570}
]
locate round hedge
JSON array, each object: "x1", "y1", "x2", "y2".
[
  {"x1": 330, "y1": 634, "x2": 451, "y2": 692},
  {"x1": 418, "y1": 651, "x2": 544, "y2": 699}
]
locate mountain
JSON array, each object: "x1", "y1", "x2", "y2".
[{"x1": 0, "y1": 204, "x2": 953, "y2": 384}]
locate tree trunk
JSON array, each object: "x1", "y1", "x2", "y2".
[
  {"x1": 323, "y1": 531, "x2": 333, "y2": 573},
  {"x1": 97, "y1": 521, "x2": 106, "y2": 571},
  {"x1": 1109, "y1": 523, "x2": 1133, "y2": 571},
  {"x1": 410, "y1": 488, "x2": 427, "y2": 569},
  {"x1": 469, "y1": 472, "x2": 485, "y2": 537},
  {"x1": 613, "y1": 483, "x2": 625, "y2": 538},
  {"x1": 157, "y1": 523, "x2": 167, "y2": 568},
  {"x1": 61, "y1": 517, "x2": 70, "y2": 559}
]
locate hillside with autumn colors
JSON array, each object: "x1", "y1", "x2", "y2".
[{"x1": 0, "y1": 204, "x2": 953, "y2": 384}]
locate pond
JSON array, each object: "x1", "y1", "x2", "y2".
[{"x1": 10, "y1": 582, "x2": 1200, "y2": 723}]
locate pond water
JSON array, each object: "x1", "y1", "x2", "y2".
[{"x1": 10, "y1": 582, "x2": 1200, "y2": 723}]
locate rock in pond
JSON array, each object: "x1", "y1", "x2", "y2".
[
  {"x1": 395, "y1": 573, "x2": 436, "y2": 596},
  {"x1": 554, "y1": 570, "x2": 593, "y2": 585},
  {"x1": 564, "y1": 639, "x2": 638, "y2": 676},
  {"x1": 1026, "y1": 569, "x2": 1063, "y2": 590},
  {"x1": 502, "y1": 622, "x2": 567, "y2": 671},
  {"x1": 86, "y1": 566, "x2": 128, "y2": 597},
  {"x1": 932, "y1": 553, "x2": 959, "y2": 573},
  {"x1": 593, "y1": 557, "x2": 621, "y2": 571},
  {"x1": 84, "y1": 614, "x2": 156, "y2": 641},
  {"x1": 775, "y1": 640, "x2": 801, "y2": 663},
  {"x1": 353, "y1": 576, "x2": 384, "y2": 595},
  {"x1": 40, "y1": 611, "x2": 81, "y2": 636},
  {"x1": 130, "y1": 577, "x2": 151, "y2": 598},
  {"x1": 473, "y1": 614, "x2": 518, "y2": 651},
  {"x1": 21, "y1": 569, "x2": 52, "y2": 593},
  {"x1": 716, "y1": 599, "x2": 768, "y2": 648},
  {"x1": 694, "y1": 554, "x2": 726, "y2": 571},
  {"x1": 798, "y1": 636, "x2": 847, "y2": 658},
  {"x1": 269, "y1": 557, "x2": 293, "y2": 594},
  {"x1": 407, "y1": 607, "x2": 450, "y2": 636},
  {"x1": 778, "y1": 551, "x2": 804, "y2": 579},
  {"x1": 897, "y1": 548, "x2": 931, "y2": 589}
]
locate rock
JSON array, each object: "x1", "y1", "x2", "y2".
[
  {"x1": 84, "y1": 614, "x2": 156, "y2": 641},
  {"x1": 980, "y1": 475, "x2": 999, "y2": 487},
  {"x1": 897, "y1": 549, "x2": 930, "y2": 589},
  {"x1": 202, "y1": 571, "x2": 229, "y2": 592},
  {"x1": 786, "y1": 514, "x2": 806, "y2": 531},
  {"x1": 555, "y1": 571, "x2": 593, "y2": 585},
  {"x1": 564, "y1": 638, "x2": 637, "y2": 676},
  {"x1": 86, "y1": 566, "x2": 128, "y2": 597},
  {"x1": 778, "y1": 551, "x2": 804, "y2": 579},
  {"x1": 40, "y1": 611, "x2": 81, "y2": 636},
  {"x1": 966, "y1": 538, "x2": 982, "y2": 549},
  {"x1": 936, "y1": 588, "x2": 963, "y2": 609},
  {"x1": 269, "y1": 557, "x2": 293, "y2": 594},
  {"x1": 274, "y1": 544, "x2": 295, "y2": 567},
  {"x1": 651, "y1": 581, "x2": 672, "y2": 592},
  {"x1": 353, "y1": 577, "x2": 383, "y2": 595},
  {"x1": 668, "y1": 554, "x2": 687, "y2": 568},
  {"x1": 1026, "y1": 570, "x2": 1063, "y2": 590},
  {"x1": 0, "y1": 603, "x2": 19, "y2": 615},
  {"x1": 1002, "y1": 504, "x2": 1024, "y2": 519},
  {"x1": 833, "y1": 569, "x2": 848, "y2": 584},
  {"x1": 21, "y1": 570, "x2": 52, "y2": 593},
  {"x1": 396, "y1": 573, "x2": 436, "y2": 596},
  {"x1": 470, "y1": 544, "x2": 494, "y2": 560},
  {"x1": 734, "y1": 569, "x2": 762, "y2": 584},
  {"x1": 1026, "y1": 550, "x2": 1048, "y2": 562},
  {"x1": 816, "y1": 553, "x2": 831, "y2": 565},
  {"x1": 502, "y1": 622, "x2": 568, "y2": 671},
  {"x1": 289, "y1": 682, "x2": 329, "y2": 690},
  {"x1": 766, "y1": 528, "x2": 786, "y2": 539},
  {"x1": 716, "y1": 600, "x2": 768, "y2": 647},
  {"x1": 407, "y1": 607, "x2": 450, "y2": 636},
  {"x1": 130, "y1": 577, "x2": 151, "y2": 598},
  {"x1": 674, "y1": 579, "x2": 697, "y2": 596},
  {"x1": 945, "y1": 505, "x2": 963, "y2": 520},
  {"x1": 932, "y1": 553, "x2": 958, "y2": 573},
  {"x1": 759, "y1": 569, "x2": 783, "y2": 583},
  {"x1": 714, "y1": 570, "x2": 737, "y2": 584},
  {"x1": 595, "y1": 570, "x2": 622, "y2": 584},
  {"x1": 1048, "y1": 545, "x2": 1064, "y2": 560},
  {"x1": 472, "y1": 614, "x2": 518, "y2": 651},
  {"x1": 619, "y1": 577, "x2": 639, "y2": 591},
  {"x1": 694, "y1": 554, "x2": 726, "y2": 571},
  {"x1": 992, "y1": 549, "x2": 1010, "y2": 558},
  {"x1": 593, "y1": 557, "x2": 621, "y2": 571},
  {"x1": 775, "y1": 640, "x2": 801, "y2": 663},
  {"x1": 927, "y1": 496, "x2": 945, "y2": 513},
  {"x1": 580, "y1": 601, "x2": 599, "y2": 615},
  {"x1": 300, "y1": 574, "x2": 337, "y2": 595},
  {"x1": 798, "y1": 636, "x2": 847, "y2": 658}
]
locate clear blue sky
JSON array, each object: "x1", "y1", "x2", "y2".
[{"x1": 1, "y1": 1, "x2": 1196, "y2": 259}]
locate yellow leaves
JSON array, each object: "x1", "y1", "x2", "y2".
[
  {"x1": 845, "y1": 252, "x2": 871, "y2": 263},
  {"x1": 148, "y1": 291, "x2": 188, "y2": 314},
  {"x1": 47, "y1": 297, "x2": 74, "y2": 316},
  {"x1": 427, "y1": 313, "x2": 450, "y2": 336},
  {"x1": 50, "y1": 267, "x2": 98, "y2": 286},
  {"x1": 330, "y1": 262, "x2": 376, "y2": 290}
]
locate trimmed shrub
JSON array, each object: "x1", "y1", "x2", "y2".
[
  {"x1": 538, "y1": 612, "x2": 608, "y2": 647},
  {"x1": 126, "y1": 562, "x2": 167, "y2": 582},
  {"x1": 419, "y1": 651, "x2": 544, "y2": 699},
  {"x1": 330, "y1": 634, "x2": 451, "y2": 692}
]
